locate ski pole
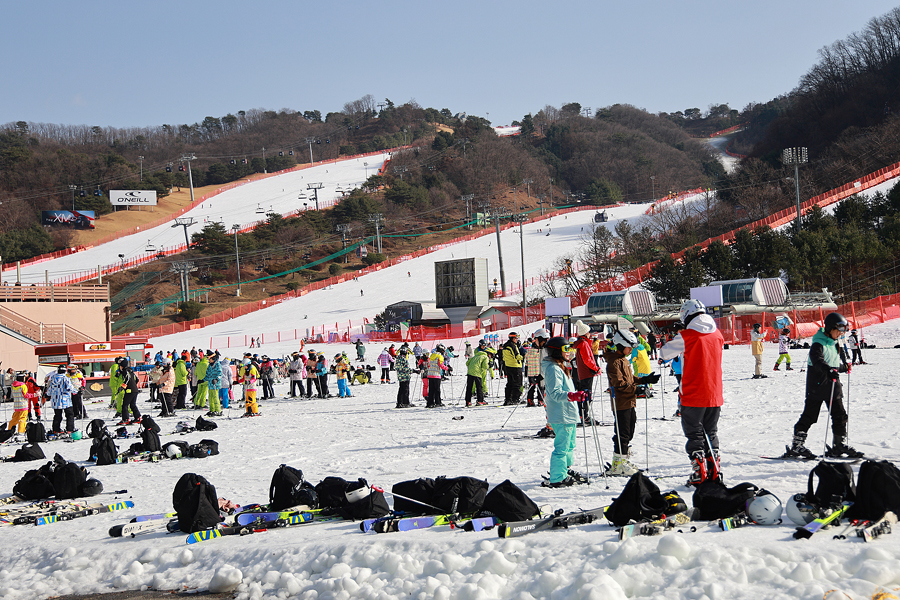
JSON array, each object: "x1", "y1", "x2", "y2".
[
  {"x1": 644, "y1": 387, "x2": 650, "y2": 473},
  {"x1": 823, "y1": 379, "x2": 837, "y2": 457},
  {"x1": 660, "y1": 368, "x2": 666, "y2": 420},
  {"x1": 500, "y1": 398, "x2": 521, "y2": 429},
  {"x1": 591, "y1": 375, "x2": 604, "y2": 423},
  {"x1": 375, "y1": 486, "x2": 447, "y2": 515},
  {"x1": 846, "y1": 369, "x2": 851, "y2": 448},
  {"x1": 587, "y1": 401, "x2": 609, "y2": 489},
  {"x1": 581, "y1": 396, "x2": 591, "y2": 485},
  {"x1": 702, "y1": 427, "x2": 720, "y2": 480}
]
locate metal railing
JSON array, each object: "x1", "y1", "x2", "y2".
[{"x1": 0, "y1": 284, "x2": 109, "y2": 303}]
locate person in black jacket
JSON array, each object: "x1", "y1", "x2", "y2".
[{"x1": 117, "y1": 364, "x2": 141, "y2": 425}]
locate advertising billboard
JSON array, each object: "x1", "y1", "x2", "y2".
[
  {"x1": 41, "y1": 210, "x2": 96, "y2": 229},
  {"x1": 110, "y1": 190, "x2": 157, "y2": 206}
]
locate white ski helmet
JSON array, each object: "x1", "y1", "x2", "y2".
[
  {"x1": 746, "y1": 490, "x2": 783, "y2": 525},
  {"x1": 679, "y1": 299, "x2": 706, "y2": 324},
  {"x1": 533, "y1": 328, "x2": 550, "y2": 340},
  {"x1": 785, "y1": 493, "x2": 818, "y2": 526},
  {"x1": 345, "y1": 479, "x2": 371, "y2": 504},
  {"x1": 612, "y1": 329, "x2": 638, "y2": 349},
  {"x1": 165, "y1": 444, "x2": 183, "y2": 459}
]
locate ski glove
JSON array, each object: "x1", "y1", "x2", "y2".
[
  {"x1": 636, "y1": 373, "x2": 661, "y2": 385},
  {"x1": 197, "y1": 378, "x2": 205, "y2": 384},
  {"x1": 567, "y1": 391, "x2": 588, "y2": 403},
  {"x1": 838, "y1": 363, "x2": 850, "y2": 374},
  {"x1": 828, "y1": 368, "x2": 841, "y2": 381}
]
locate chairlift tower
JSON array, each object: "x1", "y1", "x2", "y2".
[
  {"x1": 172, "y1": 217, "x2": 196, "y2": 249},
  {"x1": 307, "y1": 182, "x2": 324, "y2": 210}
]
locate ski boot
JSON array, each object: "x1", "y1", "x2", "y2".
[
  {"x1": 706, "y1": 449, "x2": 722, "y2": 483},
  {"x1": 826, "y1": 437, "x2": 864, "y2": 459},
  {"x1": 541, "y1": 476, "x2": 575, "y2": 488},
  {"x1": 773, "y1": 364, "x2": 780, "y2": 371},
  {"x1": 786, "y1": 364, "x2": 794, "y2": 371},
  {"x1": 784, "y1": 432, "x2": 817, "y2": 459},
  {"x1": 567, "y1": 469, "x2": 589, "y2": 484},
  {"x1": 687, "y1": 450, "x2": 708, "y2": 487},
  {"x1": 605, "y1": 453, "x2": 639, "y2": 477}
]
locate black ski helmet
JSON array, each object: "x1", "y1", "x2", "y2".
[
  {"x1": 781, "y1": 328, "x2": 790, "y2": 335},
  {"x1": 83, "y1": 478, "x2": 104, "y2": 496},
  {"x1": 545, "y1": 336, "x2": 570, "y2": 360},
  {"x1": 823, "y1": 312, "x2": 849, "y2": 334}
]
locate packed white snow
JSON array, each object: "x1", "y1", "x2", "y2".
[
  {"x1": 1, "y1": 328, "x2": 898, "y2": 599},
  {"x1": 2, "y1": 152, "x2": 390, "y2": 285}
]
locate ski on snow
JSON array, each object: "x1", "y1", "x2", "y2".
[
  {"x1": 793, "y1": 502, "x2": 852, "y2": 539},
  {"x1": 618, "y1": 510, "x2": 697, "y2": 539},
  {"x1": 498, "y1": 507, "x2": 607, "y2": 538},
  {"x1": 857, "y1": 511, "x2": 897, "y2": 542},
  {"x1": 185, "y1": 512, "x2": 315, "y2": 544},
  {"x1": 30, "y1": 501, "x2": 135, "y2": 526}
]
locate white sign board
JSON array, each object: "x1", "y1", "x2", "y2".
[
  {"x1": 110, "y1": 190, "x2": 158, "y2": 206},
  {"x1": 691, "y1": 285, "x2": 724, "y2": 308},
  {"x1": 544, "y1": 297, "x2": 572, "y2": 317}
]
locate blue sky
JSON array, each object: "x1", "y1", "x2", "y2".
[{"x1": 4, "y1": 1, "x2": 897, "y2": 129}]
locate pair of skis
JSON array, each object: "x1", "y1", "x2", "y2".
[
  {"x1": 8, "y1": 500, "x2": 134, "y2": 526},
  {"x1": 185, "y1": 510, "x2": 324, "y2": 544},
  {"x1": 618, "y1": 510, "x2": 697, "y2": 540},
  {"x1": 497, "y1": 507, "x2": 608, "y2": 538},
  {"x1": 360, "y1": 513, "x2": 498, "y2": 534}
]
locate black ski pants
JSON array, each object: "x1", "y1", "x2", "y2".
[
  {"x1": 426, "y1": 377, "x2": 442, "y2": 407},
  {"x1": 794, "y1": 378, "x2": 847, "y2": 439},
  {"x1": 306, "y1": 377, "x2": 320, "y2": 398},
  {"x1": 71, "y1": 392, "x2": 87, "y2": 420},
  {"x1": 52, "y1": 407, "x2": 74, "y2": 433},
  {"x1": 464, "y1": 375, "x2": 484, "y2": 406},
  {"x1": 290, "y1": 380, "x2": 304, "y2": 397},
  {"x1": 681, "y1": 405, "x2": 721, "y2": 457},
  {"x1": 613, "y1": 407, "x2": 636, "y2": 454},
  {"x1": 160, "y1": 392, "x2": 174, "y2": 416},
  {"x1": 575, "y1": 375, "x2": 594, "y2": 422},
  {"x1": 174, "y1": 384, "x2": 188, "y2": 409},
  {"x1": 121, "y1": 391, "x2": 141, "y2": 423},
  {"x1": 318, "y1": 375, "x2": 329, "y2": 397},
  {"x1": 851, "y1": 349, "x2": 863, "y2": 364},
  {"x1": 504, "y1": 366, "x2": 522, "y2": 404},
  {"x1": 396, "y1": 380, "x2": 410, "y2": 407}
]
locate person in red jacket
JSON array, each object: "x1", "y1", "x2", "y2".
[
  {"x1": 659, "y1": 300, "x2": 725, "y2": 486},
  {"x1": 572, "y1": 320, "x2": 600, "y2": 426}
]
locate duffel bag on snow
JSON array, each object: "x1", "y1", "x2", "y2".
[
  {"x1": 195, "y1": 416, "x2": 218, "y2": 431},
  {"x1": 335, "y1": 479, "x2": 390, "y2": 520},
  {"x1": 390, "y1": 477, "x2": 436, "y2": 514},
  {"x1": 162, "y1": 441, "x2": 190, "y2": 459},
  {"x1": 173, "y1": 473, "x2": 220, "y2": 533},
  {"x1": 12, "y1": 443, "x2": 45, "y2": 463},
  {"x1": 692, "y1": 480, "x2": 758, "y2": 521},
  {"x1": 477, "y1": 479, "x2": 540, "y2": 522},
  {"x1": 315, "y1": 476, "x2": 350, "y2": 510},
  {"x1": 604, "y1": 471, "x2": 669, "y2": 526},
  {"x1": 188, "y1": 439, "x2": 218, "y2": 458},
  {"x1": 53, "y1": 460, "x2": 87, "y2": 499},
  {"x1": 0, "y1": 429, "x2": 15, "y2": 444},
  {"x1": 431, "y1": 476, "x2": 488, "y2": 514},
  {"x1": 270, "y1": 464, "x2": 318, "y2": 510},
  {"x1": 13, "y1": 469, "x2": 55, "y2": 500},
  {"x1": 846, "y1": 460, "x2": 899, "y2": 521}
]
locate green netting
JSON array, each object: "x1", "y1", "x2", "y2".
[{"x1": 111, "y1": 271, "x2": 165, "y2": 312}]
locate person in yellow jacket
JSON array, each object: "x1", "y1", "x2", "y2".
[
  {"x1": 109, "y1": 358, "x2": 124, "y2": 416},
  {"x1": 501, "y1": 332, "x2": 524, "y2": 405},
  {"x1": 8, "y1": 374, "x2": 32, "y2": 433},
  {"x1": 238, "y1": 358, "x2": 260, "y2": 415},
  {"x1": 192, "y1": 353, "x2": 209, "y2": 409}
]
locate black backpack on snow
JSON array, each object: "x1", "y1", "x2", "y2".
[
  {"x1": 90, "y1": 434, "x2": 118, "y2": 466},
  {"x1": 87, "y1": 419, "x2": 107, "y2": 440},
  {"x1": 845, "y1": 460, "x2": 900, "y2": 521},
  {"x1": 196, "y1": 416, "x2": 218, "y2": 431},
  {"x1": 0, "y1": 429, "x2": 15, "y2": 444},
  {"x1": 13, "y1": 469, "x2": 55, "y2": 500},
  {"x1": 12, "y1": 443, "x2": 45, "y2": 463},
  {"x1": 173, "y1": 473, "x2": 221, "y2": 533},
  {"x1": 807, "y1": 460, "x2": 856, "y2": 507},
  {"x1": 140, "y1": 425, "x2": 161, "y2": 453},
  {"x1": 692, "y1": 480, "x2": 758, "y2": 521},
  {"x1": 315, "y1": 476, "x2": 351, "y2": 510},
  {"x1": 476, "y1": 480, "x2": 540, "y2": 522},
  {"x1": 391, "y1": 477, "x2": 436, "y2": 514},
  {"x1": 53, "y1": 461, "x2": 87, "y2": 499},
  {"x1": 141, "y1": 416, "x2": 161, "y2": 434},
  {"x1": 431, "y1": 476, "x2": 488, "y2": 514},
  {"x1": 26, "y1": 421, "x2": 46, "y2": 443},
  {"x1": 269, "y1": 465, "x2": 317, "y2": 510},
  {"x1": 604, "y1": 472, "x2": 670, "y2": 526},
  {"x1": 334, "y1": 479, "x2": 390, "y2": 520}
]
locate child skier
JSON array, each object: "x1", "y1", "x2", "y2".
[
  {"x1": 335, "y1": 355, "x2": 352, "y2": 398},
  {"x1": 774, "y1": 328, "x2": 793, "y2": 371},
  {"x1": 395, "y1": 348, "x2": 414, "y2": 408},
  {"x1": 750, "y1": 323, "x2": 768, "y2": 379},
  {"x1": 785, "y1": 312, "x2": 862, "y2": 459},
  {"x1": 541, "y1": 336, "x2": 588, "y2": 487},
  {"x1": 604, "y1": 330, "x2": 659, "y2": 476},
  {"x1": 659, "y1": 299, "x2": 725, "y2": 486}
]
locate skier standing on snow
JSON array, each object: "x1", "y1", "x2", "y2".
[
  {"x1": 425, "y1": 346, "x2": 445, "y2": 408},
  {"x1": 774, "y1": 328, "x2": 794, "y2": 371},
  {"x1": 305, "y1": 350, "x2": 320, "y2": 398},
  {"x1": 501, "y1": 332, "x2": 524, "y2": 405},
  {"x1": 525, "y1": 328, "x2": 550, "y2": 406},
  {"x1": 659, "y1": 299, "x2": 725, "y2": 486},
  {"x1": 572, "y1": 321, "x2": 600, "y2": 423},
  {"x1": 395, "y1": 348, "x2": 414, "y2": 408},
  {"x1": 355, "y1": 340, "x2": 365, "y2": 362},
  {"x1": 288, "y1": 352, "x2": 306, "y2": 398},
  {"x1": 541, "y1": 336, "x2": 588, "y2": 487},
  {"x1": 848, "y1": 329, "x2": 866, "y2": 365},
  {"x1": 464, "y1": 342, "x2": 489, "y2": 407},
  {"x1": 750, "y1": 323, "x2": 768, "y2": 379},
  {"x1": 603, "y1": 329, "x2": 659, "y2": 476},
  {"x1": 785, "y1": 312, "x2": 862, "y2": 459},
  {"x1": 377, "y1": 348, "x2": 394, "y2": 383},
  {"x1": 48, "y1": 365, "x2": 79, "y2": 434}
]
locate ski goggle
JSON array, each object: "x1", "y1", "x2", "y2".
[
  {"x1": 834, "y1": 323, "x2": 848, "y2": 332},
  {"x1": 557, "y1": 344, "x2": 572, "y2": 354}
]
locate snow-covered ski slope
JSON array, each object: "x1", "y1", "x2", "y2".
[
  {"x1": 151, "y1": 202, "x2": 653, "y2": 352},
  {"x1": 1, "y1": 322, "x2": 899, "y2": 599},
  {"x1": 1, "y1": 153, "x2": 390, "y2": 285}
]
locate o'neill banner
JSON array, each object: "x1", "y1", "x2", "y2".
[{"x1": 110, "y1": 190, "x2": 157, "y2": 206}]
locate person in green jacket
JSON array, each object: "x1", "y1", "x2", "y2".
[
  {"x1": 465, "y1": 345, "x2": 489, "y2": 406},
  {"x1": 174, "y1": 353, "x2": 189, "y2": 410},
  {"x1": 109, "y1": 357, "x2": 125, "y2": 416},
  {"x1": 192, "y1": 353, "x2": 210, "y2": 408}
]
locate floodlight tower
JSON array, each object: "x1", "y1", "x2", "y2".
[{"x1": 782, "y1": 147, "x2": 808, "y2": 234}]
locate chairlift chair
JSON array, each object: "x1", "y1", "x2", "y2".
[
  {"x1": 145, "y1": 240, "x2": 157, "y2": 252},
  {"x1": 256, "y1": 204, "x2": 265, "y2": 214}
]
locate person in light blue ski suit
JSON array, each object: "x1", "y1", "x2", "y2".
[{"x1": 541, "y1": 337, "x2": 588, "y2": 488}]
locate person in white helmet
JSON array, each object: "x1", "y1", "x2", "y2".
[
  {"x1": 525, "y1": 329, "x2": 551, "y2": 406},
  {"x1": 659, "y1": 299, "x2": 725, "y2": 487}
]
